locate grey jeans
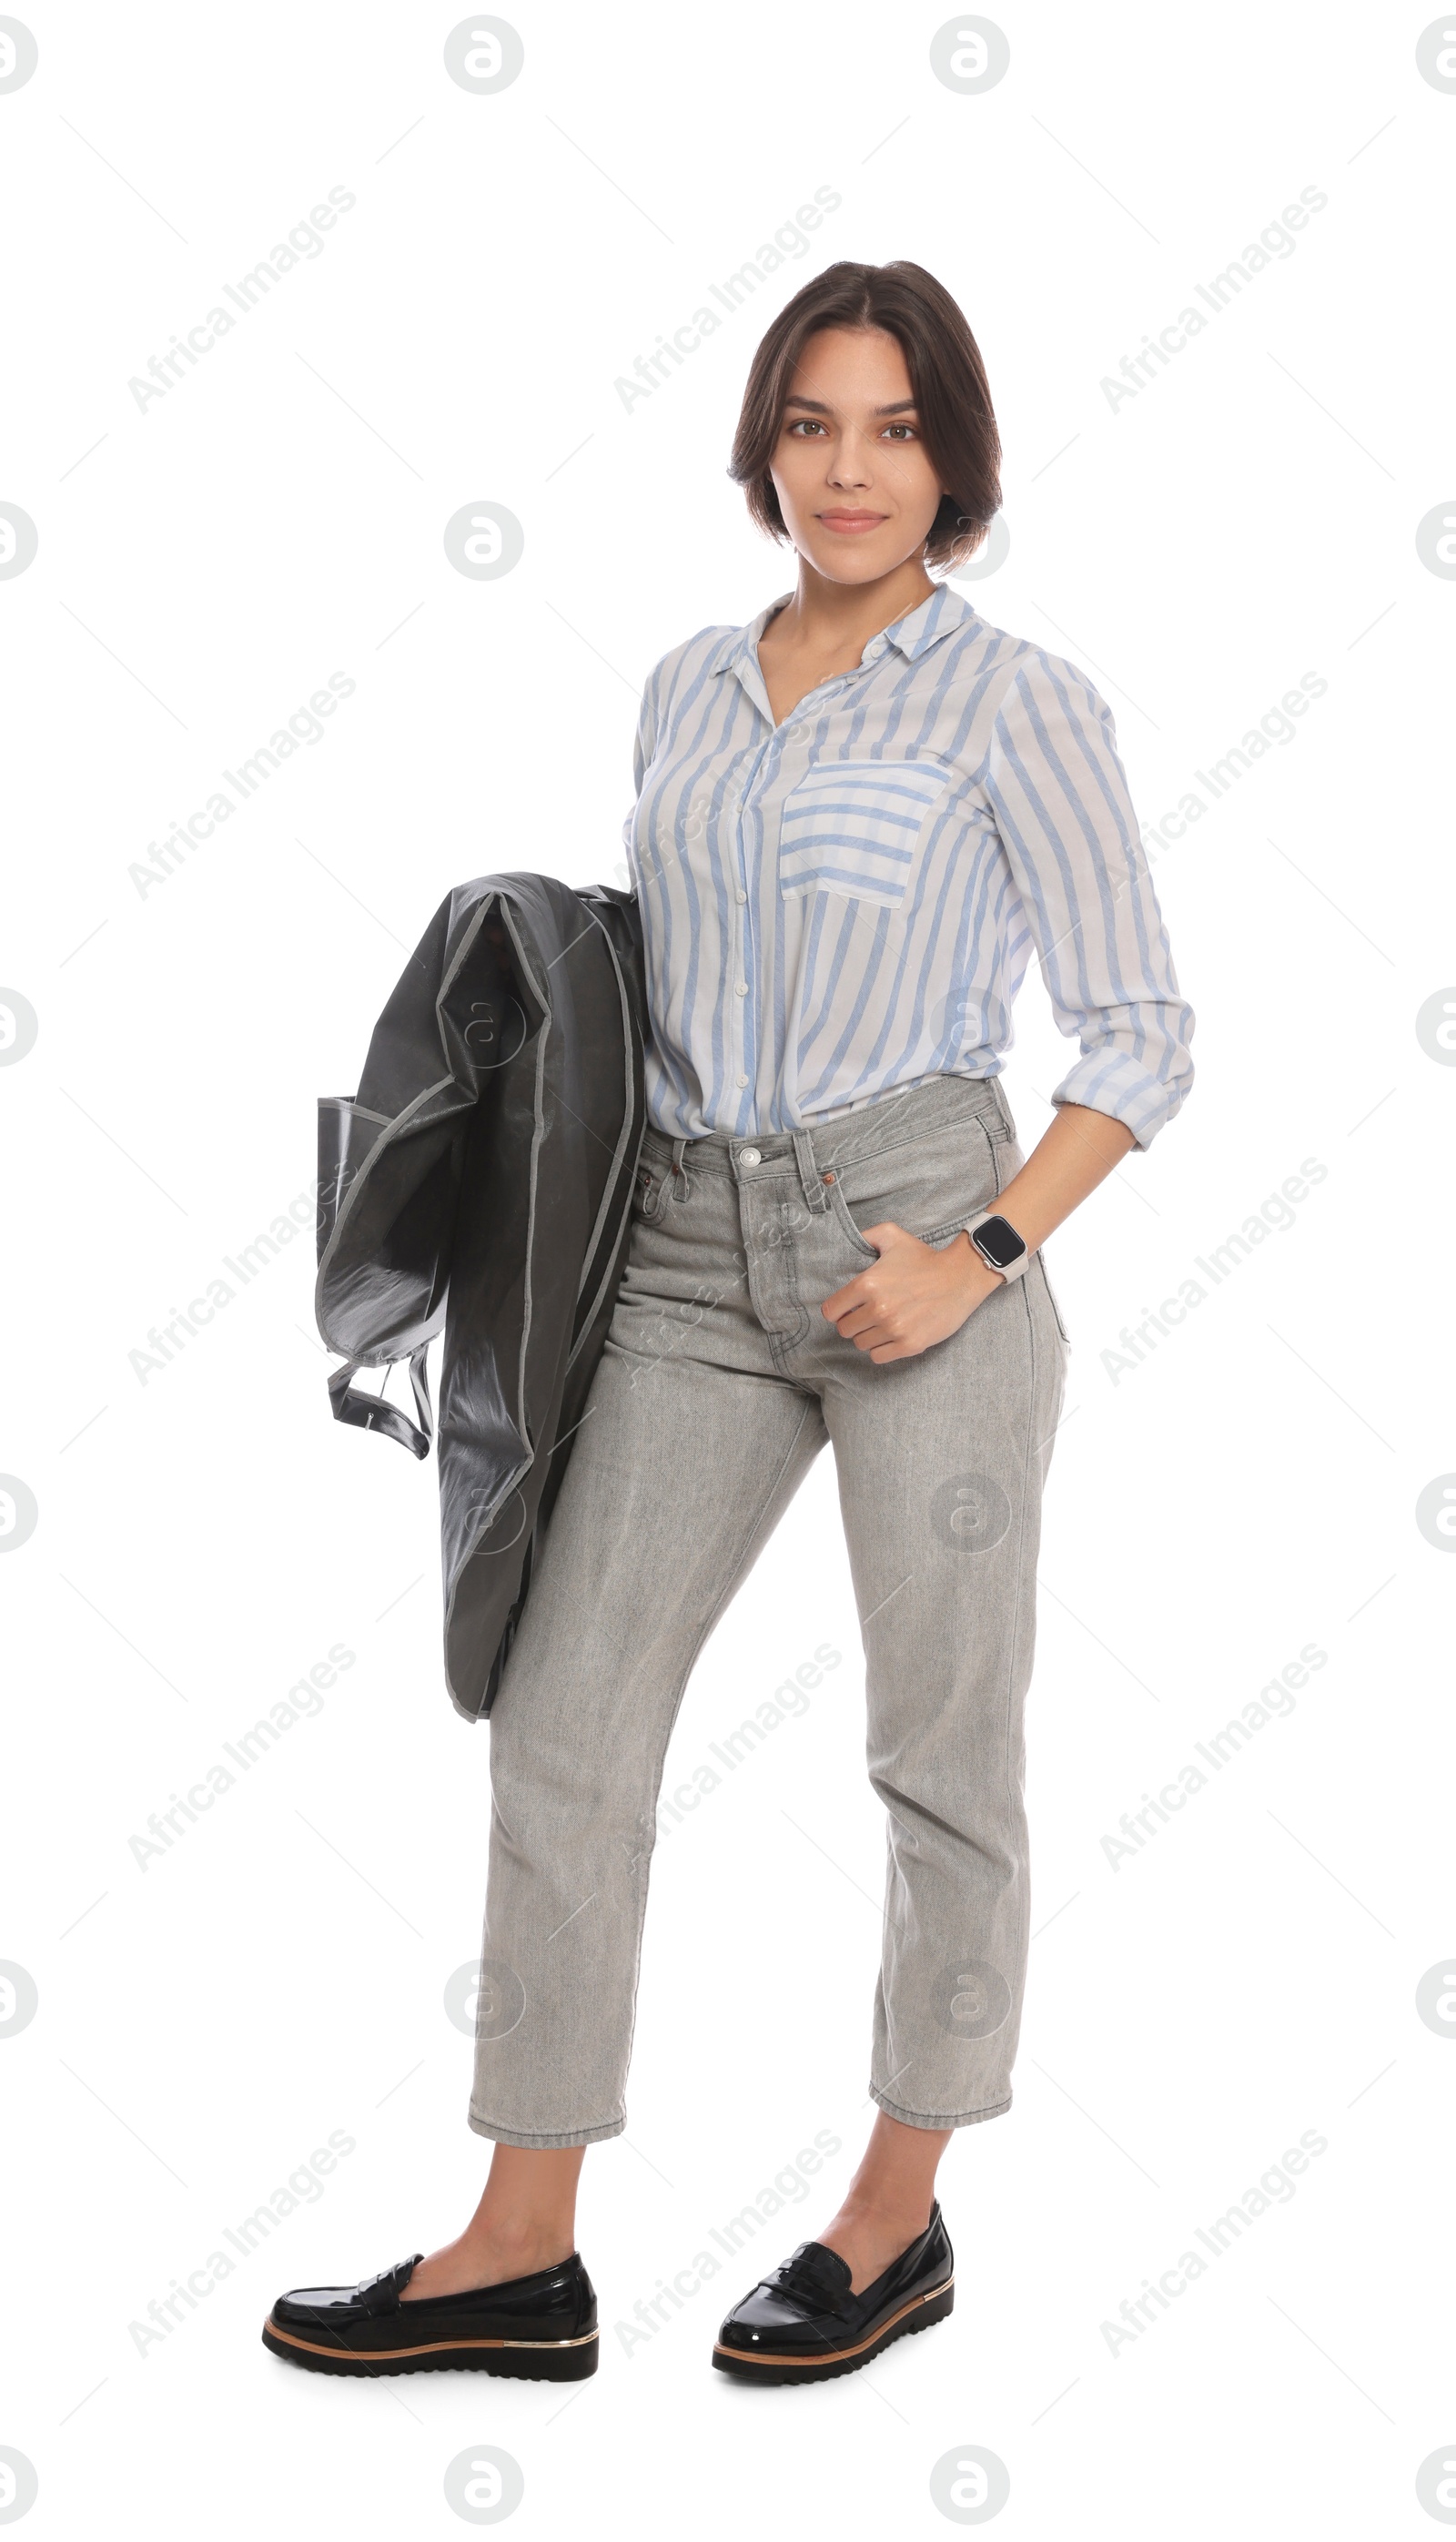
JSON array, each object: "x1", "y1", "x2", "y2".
[{"x1": 470, "y1": 1071, "x2": 1069, "y2": 2145}]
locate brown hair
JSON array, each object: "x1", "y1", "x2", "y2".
[{"x1": 728, "y1": 260, "x2": 1001, "y2": 571}]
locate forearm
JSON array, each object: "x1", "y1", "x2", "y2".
[
  {"x1": 973, "y1": 1099, "x2": 1137, "y2": 1259},
  {"x1": 824, "y1": 1100, "x2": 1143, "y2": 1360}
]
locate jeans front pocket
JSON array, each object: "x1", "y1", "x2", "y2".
[
  {"x1": 634, "y1": 1153, "x2": 673, "y2": 1223},
  {"x1": 777, "y1": 757, "x2": 949, "y2": 907},
  {"x1": 824, "y1": 1180, "x2": 881, "y2": 1258},
  {"x1": 822, "y1": 1108, "x2": 1006, "y2": 1257}
]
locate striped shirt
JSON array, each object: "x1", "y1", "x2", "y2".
[{"x1": 622, "y1": 582, "x2": 1195, "y2": 1149}]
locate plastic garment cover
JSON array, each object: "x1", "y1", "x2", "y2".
[{"x1": 315, "y1": 872, "x2": 647, "y2": 1721}]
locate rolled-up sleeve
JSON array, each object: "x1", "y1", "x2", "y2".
[{"x1": 982, "y1": 648, "x2": 1195, "y2": 1149}]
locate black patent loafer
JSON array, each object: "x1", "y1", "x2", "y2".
[
  {"x1": 262, "y1": 2250, "x2": 598, "y2": 2379},
  {"x1": 713, "y1": 2201, "x2": 953, "y2": 2383}
]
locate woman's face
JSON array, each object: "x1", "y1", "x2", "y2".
[{"x1": 767, "y1": 325, "x2": 946, "y2": 586}]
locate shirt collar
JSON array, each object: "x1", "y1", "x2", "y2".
[
  {"x1": 709, "y1": 580, "x2": 977, "y2": 690},
  {"x1": 709, "y1": 592, "x2": 794, "y2": 683},
  {"x1": 866, "y1": 580, "x2": 978, "y2": 663}
]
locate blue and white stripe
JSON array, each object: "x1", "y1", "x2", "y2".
[{"x1": 622, "y1": 582, "x2": 1195, "y2": 1148}]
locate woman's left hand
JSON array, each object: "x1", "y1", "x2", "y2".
[{"x1": 821, "y1": 1222, "x2": 1004, "y2": 1363}]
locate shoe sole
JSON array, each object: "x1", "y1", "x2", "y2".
[
  {"x1": 712, "y1": 2274, "x2": 953, "y2": 2384},
  {"x1": 261, "y1": 2316, "x2": 599, "y2": 2379}
]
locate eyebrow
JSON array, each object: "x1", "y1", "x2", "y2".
[{"x1": 783, "y1": 396, "x2": 920, "y2": 417}]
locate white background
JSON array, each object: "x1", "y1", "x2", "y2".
[{"x1": 3, "y1": 3, "x2": 1453, "y2": 2535}]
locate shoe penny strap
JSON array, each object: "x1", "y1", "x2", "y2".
[
  {"x1": 768, "y1": 2242, "x2": 854, "y2": 2317},
  {"x1": 351, "y1": 2253, "x2": 423, "y2": 2314}
]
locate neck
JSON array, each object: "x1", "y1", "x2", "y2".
[{"x1": 773, "y1": 554, "x2": 937, "y2": 653}]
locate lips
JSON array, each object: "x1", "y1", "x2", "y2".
[{"x1": 818, "y1": 511, "x2": 885, "y2": 532}]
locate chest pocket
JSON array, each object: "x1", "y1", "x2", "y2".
[{"x1": 777, "y1": 758, "x2": 950, "y2": 907}]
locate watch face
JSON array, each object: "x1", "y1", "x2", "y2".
[{"x1": 976, "y1": 1215, "x2": 1026, "y2": 1270}]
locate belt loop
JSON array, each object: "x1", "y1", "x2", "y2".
[
  {"x1": 669, "y1": 1134, "x2": 691, "y2": 1202},
  {"x1": 792, "y1": 1129, "x2": 830, "y2": 1214}
]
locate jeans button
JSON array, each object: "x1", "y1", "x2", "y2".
[{"x1": 738, "y1": 1146, "x2": 762, "y2": 1170}]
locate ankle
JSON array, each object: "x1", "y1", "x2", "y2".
[
  {"x1": 466, "y1": 2210, "x2": 575, "y2": 2263},
  {"x1": 830, "y1": 2187, "x2": 932, "y2": 2235}
]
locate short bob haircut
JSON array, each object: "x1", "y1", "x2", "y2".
[{"x1": 728, "y1": 260, "x2": 1001, "y2": 572}]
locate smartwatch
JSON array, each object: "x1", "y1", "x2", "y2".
[{"x1": 964, "y1": 1208, "x2": 1030, "y2": 1283}]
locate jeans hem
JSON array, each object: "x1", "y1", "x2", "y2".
[
  {"x1": 869, "y1": 2084, "x2": 1012, "y2": 2131},
  {"x1": 467, "y1": 2108, "x2": 625, "y2": 2149}
]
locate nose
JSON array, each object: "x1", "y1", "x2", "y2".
[{"x1": 826, "y1": 430, "x2": 874, "y2": 490}]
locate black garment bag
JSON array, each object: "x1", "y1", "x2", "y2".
[{"x1": 315, "y1": 873, "x2": 647, "y2": 1721}]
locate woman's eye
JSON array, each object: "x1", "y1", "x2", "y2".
[{"x1": 885, "y1": 422, "x2": 918, "y2": 441}]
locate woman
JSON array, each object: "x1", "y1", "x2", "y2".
[{"x1": 265, "y1": 259, "x2": 1194, "y2": 2385}]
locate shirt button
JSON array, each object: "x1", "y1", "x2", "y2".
[
  {"x1": 739, "y1": 1147, "x2": 762, "y2": 1170},
  {"x1": 737, "y1": 1073, "x2": 749, "y2": 1089},
  {"x1": 734, "y1": 980, "x2": 747, "y2": 996},
  {"x1": 735, "y1": 889, "x2": 747, "y2": 906}
]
